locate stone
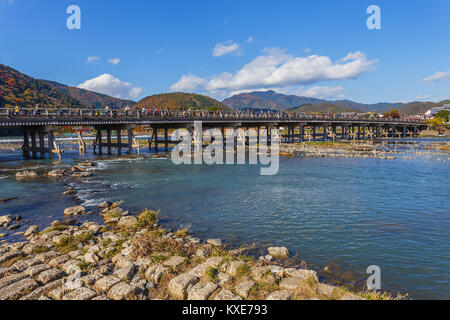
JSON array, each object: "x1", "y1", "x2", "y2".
[
  {"x1": 235, "y1": 279, "x2": 255, "y2": 299},
  {"x1": 145, "y1": 264, "x2": 167, "y2": 284},
  {"x1": 36, "y1": 268, "x2": 65, "y2": 285},
  {"x1": 0, "y1": 251, "x2": 23, "y2": 264},
  {"x1": 223, "y1": 260, "x2": 245, "y2": 276},
  {"x1": 84, "y1": 252, "x2": 100, "y2": 264},
  {"x1": 48, "y1": 169, "x2": 66, "y2": 177},
  {"x1": 48, "y1": 255, "x2": 71, "y2": 268},
  {"x1": 0, "y1": 278, "x2": 38, "y2": 300},
  {"x1": 94, "y1": 275, "x2": 122, "y2": 292},
  {"x1": 99, "y1": 201, "x2": 111, "y2": 209},
  {"x1": 207, "y1": 239, "x2": 223, "y2": 246},
  {"x1": 20, "y1": 279, "x2": 64, "y2": 300},
  {"x1": 0, "y1": 233, "x2": 6, "y2": 239},
  {"x1": 117, "y1": 216, "x2": 137, "y2": 228},
  {"x1": 35, "y1": 251, "x2": 60, "y2": 263},
  {"x1": 280, "y1": 277, "x2": 304, "y2": 291},
  {"x1": 217, "y1": 272, "x2": 232, "y2": 285},
  {"x1": 60, "y1": 259, "x2": 82, "y2": 273},
  {"x1": 163, "y1": 256, "x2": 187, "y2": 269},
  {"x1": 10, "y1": 258, "x2": 42, "y2": 272},
  {"x1": 64, "y1": 205, "x2": 86, "y2": 216},
  {"x1": 24, "y1": 225, "x2": 39, "y2": 238},
  {"x1": 168, "y1": 273, "x2": 199, "y2": 299},
  {"x1": 63, "y1": 287, "x2": 97, "y2": 300},
  {"x1": 135, "y1": 257, "x2": 153, "y2": 270},
  {"x1": 0, "y1": 215, "x2": 12, "y2": 228},
  {"x1": 115, "y1": 262, "x2": 136, "y2": 281},
  {"x1": 97, "y1": 263, "x2": 115, "y2": 276},
  {"x1": 317, "y1": 283, "x2": 337, "y2": 296},
  {"x1": 267, "y1": 247, "x2": 290, "y2": 258},
  {"x1": 284, "y1": 268, "x2": 318, "y2": 282},
  {"x1": 214, "y1": 289, "x2": 243, "y2": 301},
  {"x1": 8, "y1": 224, "x2": 20, "y2": 231},
  {"x1": 0, "y1": 273, "x2": 28, "y2": 288},
  {"x1": 107, "y1": 282, "x2": 136, "y2": 300},
  {"x1": 266, "y1": 290, "x2": 293, "y2": 300},
  {"x1": 24, "y1": 264, "x2": 51, "y2": 277},
  {"x1": 15, "y1": 170, "x2": 38, "y2": 179},
  {"x1": 195, "y1": 248, "x2": 207, "y2": 258},
  {"x1": 250, "y1": 266, "x2": 270, "y2": 281},
  {"x1": 187, "y1": 282, "x2": 219, "y2": 300},
  {"x1": 114, "y1": 255, "x2": 133, "y2": 268}
]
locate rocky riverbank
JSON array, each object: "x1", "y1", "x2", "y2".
[{"x1": 0, "y1": 201, "x2": 395, "y2": 301}]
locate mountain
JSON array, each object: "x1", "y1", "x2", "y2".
[
  {"x1": 134, "y1": 93, "x2": 232, "y2": 111},
  {"x1": 0, "y1": 63, "x2": 134, "y2": 109},
  {"x1": 294, "y1": 103, "x2": 359, "y2": 113},
  {"x1": 222, "y1": 90, "x2": 406, "y2": 113}
]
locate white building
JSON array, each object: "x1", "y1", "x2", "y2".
[{"x1": 424, "y1": 105, "x2": 450, "y2": 119}]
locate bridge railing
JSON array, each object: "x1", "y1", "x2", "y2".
[{"x1": 0, "y1": 108, "x2": 425, "y2": 124}]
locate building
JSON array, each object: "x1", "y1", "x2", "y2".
[{"x1": 424, "y1": 105, "x2": 450, "y2": 119}]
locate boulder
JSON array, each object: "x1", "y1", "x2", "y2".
[
  {"x1": 64, "y1": 206, "x2": 86, "y2": 216},
  {"x1": 115, "y1": 262, "x2": 136, "y2": 281},
  {"x1": 24, "y1": 225, "x2": 39, "y2": 238},
  {"x1": 117, "y1": 216, "x2": 137, "y2": 228},
  {"x1": 0, "y1": 215, "x2": 12, "y2": 228},
  {"x1": 62, "y1": 287, "x2": 97, "y2": 300},
  {"x1": 266, "y1": 290, "x2": 293, "y2": 300},
  {"x1": 15, "y1": 171, "x2": 38, "y2": 179},
  {"x1": 168, "y1": 273, "x2": 199, "y2": 299},
  {"x1": 207, "y1": 239, "x2": 223, "y2": 246},
  {"x1": 145, "y1": 264, "x2": 167, "y2": 284},
  {"x1": 48, "y1": 169, "x2": 66, "y2": 177},
  {"x1": 187, "y1": 282, "x2": 219, "y2": 300},
  {"x1": 84, "y1": 252, "x2": 100, "y2": 264},
  {"x1": 107, "y1": 282, "x2": 136, "y2": 300},
  {"x1": 235, "y1": 279, "x2": 255, "y2": 299},
  {"x1": 214, "y1": 289, "x2": 243, "y2": 301},
  {"x1": 267, "y1": 247, "x2": 290, "y2": 259},
  {"x1": 163, "y1": 256, "x2": 187, "y2": 269}
]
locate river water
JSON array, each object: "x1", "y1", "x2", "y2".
[{"x1": 0, "y1": 139, "x2": 449, "y2": 299}]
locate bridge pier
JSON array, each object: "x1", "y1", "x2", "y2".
[
  {"x1": 94, "y1": 125, "x2": 136, "y2": 155},
  {"x1": 21, "y1": 126, "x2": 57, "y2": 159}
]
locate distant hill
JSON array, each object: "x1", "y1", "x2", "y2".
[
  {"x1": 0, "y1": 63, "x2": 134, "y2": 109},
  {"x1": 222, "y1": 90, "x2": 446, "y2": 115},
  {"x1": 222, "y1": 90, "x2": 405, "y2": 113},
  {"x1": 134, "y1": 93, "x2": 232, "y2": 111},
  {"x1": 294, "y1": 103, "x2": 359, "y2": 113}
]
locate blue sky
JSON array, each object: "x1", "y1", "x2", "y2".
[{"x1": 0, "y1": 0, "x2": 449, "y2": 104}]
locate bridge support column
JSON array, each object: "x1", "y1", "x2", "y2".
[
  {"x1": 299, "y1": 125, "x2": 304, "y2": 143},
  {"x1": 312, "y1": 126, "x2": 317, "y2": 141},
  {"x1": 164, "y1": 128, "x2": 169, "y2": 153},
  {"x1": 21, "y1": 126, "x2": 58, "y2": 159}
]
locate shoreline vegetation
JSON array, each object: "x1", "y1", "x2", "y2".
[
  {"x1": 0, "y1": 139, "x2": 449, "y2": 300},
  {"x1": 0, "y1": 202, "x2": 400, "y2": 301}
]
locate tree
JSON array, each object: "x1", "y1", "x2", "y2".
[
  {"x1": 383, "y1": 109, "x2": 401, "y2": 118},
  {"x1": 435, "y1": 110, "x2": 450, "y2": 122}
]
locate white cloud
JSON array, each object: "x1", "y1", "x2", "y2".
[
  {"x1": 246, "y1": 37, "x2": 254, "y2": 43},
  {"x1": 294, "y1": 86, "x2": 345, "y2": 99},
  {"x1": 171, "y1": 48, "x2": 376, "y2": 96},
  {"x1": 212, "y1": 41, "x2": 241, "y2": 57},
  {"x1": 87, "y1": 56, "x2": 100, "y2": 64},
  {"x1": 107, "y1": 58, "x2": 120, "y2": 65},
  {"x1": 77, "y1": 74, "x2": 142, "y2": 100},
  {"x1": 169, "y1": 75, "x2": 207, "y2": 92},
  {"x1": 415, "y1": 95, "x2": 433, "y2": 101},
  {"x1": 422, "y1": 71, "x2": 450, "y2": 84}
]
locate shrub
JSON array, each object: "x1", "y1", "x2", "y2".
[{"x1": 136, "y1": 209, "x2": 159, "y2": 229}]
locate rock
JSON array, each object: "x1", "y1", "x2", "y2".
[
  {"x1": 266, "y1": 290, "x2": 293, "y2": 300},
  {"x1": 114, "y1": 255, "x2": 133, "y2": 269},
  {"x1": 145, "y1": 264, "x2": 167, "y2": 284},
  {"x1": 250, "y1": 266, "x2": 270, "y2": 281},
  {"x1": 48, "y1": 169, "x2": 66, "y2": 177},
  {"x1": 94, "y1": 275, "x2": 122, "y2": 292},
  {"x1": 168, "y1": 273, "x2": 199, "y2": 299},
  {"x1": 0, "y1": 233, "x2": 6, "y2": 239},
  {"x1": 20, "y1": 279, "x2": 64, "y2": 300},
  {"x1": 107, "y1": 282, "x2": 136, "y2": 300},
  {"x1": 267, "y1": 247, "x2": 290, "y2": 258},
  {"x1": 36, "y1": 268, "x2": 65, "y2": 284},
  {"x1": 163, "y1": 256, "x2": 187, "y2": 269},
  {"x1": 0, "y1": 278, "x2": 39, "y2": 300},
  {"x1": 115, "y1": 262, "x2": 136, "y2": 281},
  {"x1": 24, "y1": 225, "x2": 39, "y2": 238},
  {"x1": 0, "y1": 273, "x2": 28, "y2": 288},
  {"x1": 135, "y1": 257, "x2": 153, "y2": 270},
  {"x1": 117, "y1": 216, "x2": 137, "y2": 229},
  {"x1": 195, "y1": 248, "x2": 207, "y2": 258},
  {"x1": 15, "y1": 170, "x2": 38, "y2": 179},
  {"x1": 7, "y1": 224, "x2": 20, "y2": 231},
  {"x1": 207, "y1": 239, "x2": 223, "y2": 246},
  {"x1": 0, "y1": 215, "x2": 12, "y2": 228},
  {"x1": 0, "y1": 251, "x2": 24, "y2": 264},
  {"x1": 317, "y1": 283, "x2": 337, "y2": 296},
  {"x1": 217, "y1": 272, "x2": 232, "y2": 285},
  {"x1": 64, "y1": 205, "x2": 86, "y2": 216},
  {"x1": 214, "y1": 289, "x2": 243, "y2": 301},
  {"x1": 187, "y1": 282, "x2": 219, "y2": 300},
  {"x1": 235, "y1": 279, "x2": 255, "y2": 299},
  {"x1": 280, "y1": 277, "x2": 305, "y2": 291},
  {"x1": 284, "y1": 268, "x2": 318, "y2": 282},
  {"x1": 98, "y1": 201, "x2": 111, "y2": 209},
  {"x1": 62, "y1": 287, "x2": 97, "y2": 300},
  {"x1": 52, "y1": 235, "x2": 67, "y2": 246},
  {"x1": 48, "y1": 255, "x2": 71, "y2": 268},
  {"x1": 84, "y1": 252, "x2": 100, "y2": 264},
  {"x1": 223, "y1": 260, "x2": 245, "y2": 276}
]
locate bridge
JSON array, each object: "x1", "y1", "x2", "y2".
[{"x1": 0, "y1": 108, "x2": 428, "y2": 159}]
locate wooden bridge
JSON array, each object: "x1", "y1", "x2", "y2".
[{"x1": 0, "y1": 108, "x2": 428, "y2": 159}]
